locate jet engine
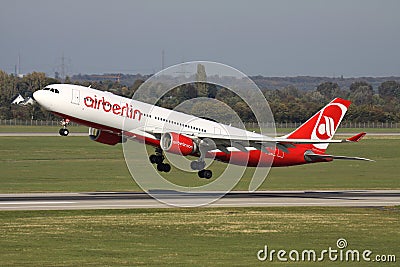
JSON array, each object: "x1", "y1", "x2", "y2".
[
  {"x1": 89, "y1": 127, "x2": 124, "y2": 145},
  {"x1": 160, "y1": 132, "x2": 197, "y2": 156}
]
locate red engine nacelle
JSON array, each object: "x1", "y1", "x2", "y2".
[
  {"x1": 160, "y1": 132, "x2": 197, "y2": 156},
  {"x1": 89, "y1": 127, "x2": 124, "y2": 145}
]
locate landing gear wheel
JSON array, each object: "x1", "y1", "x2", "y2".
[
  {"x1": 150, "y1": 149, "x2": 170, "y2": 172},
  {"x1": 203, "y1": 170, "x2": 212, "y2": 179},
  {"x1": 157, "y1": 163, "x2": 171, "y2": 172},
  {"x1": 163, "y1": 163, "x2": 171, "y2": 172},
  {"x1": 59, "y1": 128, "x2": 69, "y2": 136},
  {"x1": 150, "y1": 154, "x2": 164, "y2": 164},
  {"x1": 149, "y1": 155, "x2": 157, "y2": 164},
  {"x1": 191, "y1": 160, "x2": 206, "y2": 170},
  {"x1": 198, "y1": 169, "x2": 212, "y2": 179},
  {"x1": 59, "y1": 119, "x2": 70, "y2": 136},
  {"x1": 198, "y1": 170, "x2": 204, "y2": 178}
]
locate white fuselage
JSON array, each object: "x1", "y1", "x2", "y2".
[{"x1": 33, "y1": 84, "x2": 264, "y2": 142}]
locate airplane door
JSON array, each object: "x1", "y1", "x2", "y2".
[{"x1": 71, "y1": 89, "x2": 80, "y2": 105}]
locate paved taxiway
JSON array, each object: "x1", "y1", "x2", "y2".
[{"x1": 1, "y1": 190, "x2": 399, "y2": 210}]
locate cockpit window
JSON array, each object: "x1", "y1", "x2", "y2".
[{"x1": 44, "y1": 87, "x2": 59, "y2": 93}]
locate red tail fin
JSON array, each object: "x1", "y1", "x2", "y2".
[{"x1": 284, "y1": 98, "x2": 351, "y2": 151}]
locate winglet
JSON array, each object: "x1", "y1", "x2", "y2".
[{"x1": 346, "y1": 132, "x2": 367, "y2": 142}]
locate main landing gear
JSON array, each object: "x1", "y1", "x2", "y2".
[
  {"x1": 149, "y1": 148, "x2": 171, "y2": 173},
  {"x1": 190, "y1": 138, "x2": 214, "y2": 179},
  {"x1": 191, "y1": 160, "x2": 212, "y2": 179},
  {"x1": 150, "y1": 137, "x2": 214, "y2": 179},
  {"x1": 59, "y1": 119, "x2": 70, "y2": 136}
]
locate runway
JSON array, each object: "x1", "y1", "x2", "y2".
[{"x1": 1, "y1": 190, "x2": 399, "y2": 210}]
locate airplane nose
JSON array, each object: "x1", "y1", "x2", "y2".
[
  {"x1": 32, "y1": 91, "x2": 38, "y2": 101},
  {"x1": 32, "y1": 90, "x2": 53, "y2": 110},
  {"x1": 32, "y1": 90, "x2": 43, "y2": 104}
]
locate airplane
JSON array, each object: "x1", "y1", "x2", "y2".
[{"x1": 32, "y1": 84, "x2": 372, "y2": 179}]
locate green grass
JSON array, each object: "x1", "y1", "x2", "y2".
[
  {"x1": 0, "y1": 136, "x2": 399, "y2": 193},
  {"x1": 0, "y1": 137, "x2": 135, "y2": 192},
  {"x1": 1, "y1": 135, "x2": 399, "y2": 266},
  {"x1": 248, "y1": 136, "x2": 400, "y2": 190},
  {"x1": 0, "y1": 207, "x2": 398, "y2": 266}
]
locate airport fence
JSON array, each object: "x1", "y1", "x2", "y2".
[
  {"x1": 244, "y1": 121, "x2": 400, "y2": 129},
  {"x1": 0, "y1": 119, "x2": 80, "y2": 127},
  {"x1": 0, "y1": 119, "x2": 399, "y2": 128}
]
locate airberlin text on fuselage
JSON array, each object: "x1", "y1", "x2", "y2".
[{"x1": 84, "y1": 95, "x2": 142, "y2": 121}]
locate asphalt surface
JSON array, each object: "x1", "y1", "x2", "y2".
[{"x1": 0, "y1": 190, "x2": 399, "y2": 210}]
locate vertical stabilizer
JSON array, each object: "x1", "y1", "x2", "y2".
[{"x1": 283, "y1": 98, "x2": 351, "y2": 151}]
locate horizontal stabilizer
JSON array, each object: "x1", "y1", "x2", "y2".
[
  {"x1": 346, "y1": 132, "x2": 367, "y2": 142},
  {"x1": 305, "y1": 152, "x2": 374, "y2": 162}
]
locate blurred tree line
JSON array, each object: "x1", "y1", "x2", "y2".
[{"x1": 1, "y1": 68, "x2": 399, "y2": 123}]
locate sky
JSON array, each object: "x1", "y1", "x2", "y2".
[{"x1": 1, "y1": 0, "x2": 400, "y2": 77}]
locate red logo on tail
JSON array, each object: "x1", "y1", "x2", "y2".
[
  {"x1": 311, "y1": 103, "x2": 347, "y2": 149},
  {"x1": 317, "y1": 116, "x2": 335, "y2": 139},
  {"x1": 312, "y1": 104, "x2": 345, "y2": 140}
]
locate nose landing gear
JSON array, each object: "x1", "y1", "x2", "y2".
[
  {"x1": 59, "y1": 128, "x2": 69, "y2": 136},
  {"x1": 59, "y1": 119, "x2": 70, "y2": 136}
]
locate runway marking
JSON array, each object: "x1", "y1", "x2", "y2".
[
  {"x1": 213, "y1": 201, "x2": 400, "y2": 206},
  {"x1": 1, "y1": 190, "x2": 399, "y2": 210},
  {"x1": 0, "y1": 204, "x2": 164, "y2": 209},
  {"x1": 0, "y1": 201, "x2": 76, "y2": 205},
  {"x1": 1, "y1": 201, "x2": 399, "y2": 210}
]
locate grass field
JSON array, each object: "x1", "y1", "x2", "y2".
[
  {"x1": 0, "y1": 207, "x2": 398, "y2": 266},
  {"x1": 0, "y1": 135, "x2": 399, "y2": 193},
  {"x1": 1, "y1": 129, "x2": 399, "y2": 266}
]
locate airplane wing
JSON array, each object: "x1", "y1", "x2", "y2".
[
  {"x1": 138, "y1": 126, "x2": 365, "y2": 154},
  {"x1": 140, "y1": 126, "x2": 349, "y2": 143}
]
